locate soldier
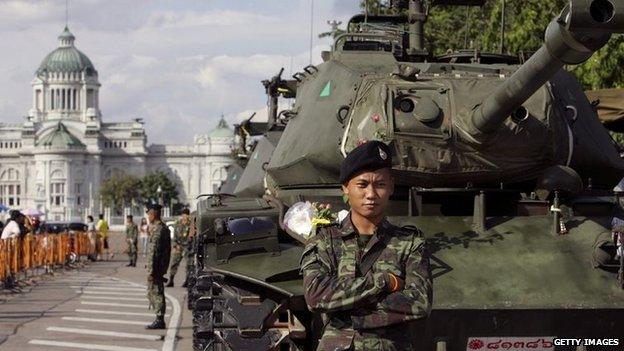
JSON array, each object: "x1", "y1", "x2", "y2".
[
  {"x1": 167, "y1": 208, "x2": 192, "y2": 288},
  {"x1": 301, "y1": 140, "x2": 433, "y2": 350},
  {"x1": 145, "y1": 203, "x2": 171, "y2": 329},
  {"x1": 125, "y1": 215, "x2": 139, "y2": 267}
]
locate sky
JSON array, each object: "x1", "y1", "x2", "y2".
[{"x1": 0, "y1": 0, "x2": 360, "y2": 144}]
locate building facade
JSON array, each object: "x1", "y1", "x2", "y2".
[{"x1": 0, "y1": 27, "x2": 235, "y2": 221}]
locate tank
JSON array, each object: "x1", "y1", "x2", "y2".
[{"x1": 190, "y1": 1, "x2": 624, "y2": 350}]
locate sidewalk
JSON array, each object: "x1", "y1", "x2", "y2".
[{"x1": 0, "y1": 231, "x2": 194, "y2": 351}]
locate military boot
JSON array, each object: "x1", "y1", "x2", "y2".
[
  {"x1": 125, "y1": 262, "x2": 133, "y2": 267},
  {"x1": 166, "y1": 276, "x2": 174, "y2": 287},
  {"x1": 145, "y1": 316, "x2": 166, "y2": 329}
]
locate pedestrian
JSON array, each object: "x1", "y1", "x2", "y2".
[
  {"x1": 145, "y1": 203, "x2": 171, "y2": 329},
  {"x1": 301, "y1": 141, "x2": 432, "y2": 351},
  {"x1": 96, "y1": 214, "x2": 112, "y2": 260},
  {"x1": 1, "y1": 210, "x2": 27, "y2": 288},
  {"x1": 1, "y1": 210, "x2": 25, "y2": 240},
  {"x1": 139, "y1": 217, "x2": 149, "y2": 257},
  {"x1": 125, "y1": 215, "x2": 139, "y2": 267},
  {"x1": 166, "y1": 208, "x2": 191, "y2": 288},
  {"x1": 86, "y1": 215, "x2": 98, "y2": 261}
]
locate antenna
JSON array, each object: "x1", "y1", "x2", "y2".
[
  {"x1": 309, "y1": 0, "x2": 314, "y2": 65},
  {"x1": 500, "y1": 0, "x2": 506, "y2": 54},
  {"x1": 66, "y1": 0, "x2": 69, "y2": 27}
]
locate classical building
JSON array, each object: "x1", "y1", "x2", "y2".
[{"x1": 0, "y1": 27, "x2": 235, "y2": 221}]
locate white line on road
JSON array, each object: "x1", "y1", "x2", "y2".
[
  {"x1": 29, "y1": 339, "x2": 157, "y2": 351},
  {"x1": 62, "y1": 316, "x2": 151, "y2": 326},
  {"x1": 76, "y1": 290, "x2": 146, "y2": 296},
  {"x1": 81, "y1": 301, "x2": 148, "y2": 308},
  {"x1": 81, "y1": 296, "x2": 148, "y2": 302},
  {"x1": 112, "y1": 278, "x2": 181, "y2": 351},
  {"x1": 71, "y1": 286, "x2": 144, "y2": 292},
  {"x1": 47, "y1": 326, "x2": 162, "y2": 341},
  {"x1": 163, "y1": 290, "x2": 181, "y2": 351},
  {"x1": 75, "y1": 309, "x2": 170, "y2": 317}
]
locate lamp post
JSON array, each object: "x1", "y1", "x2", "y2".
[{"x1": 157, "y1": 185, "x2": 163, "y2": 206}]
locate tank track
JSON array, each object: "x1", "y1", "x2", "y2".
[{"x1": 191, "y1": 271, "x2": 306, "y2": 351}]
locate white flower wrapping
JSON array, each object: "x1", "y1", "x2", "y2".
[{"x1": 284, "y1": 201, "x2": 315, "y2": 237}]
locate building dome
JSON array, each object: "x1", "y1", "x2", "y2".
[
  {"x1": 36, "y1": 122, "x2": 86, "y2": 150},
  {"x1": 36, "y1": 27, "x2": 97, "y2": 76},
  {"x1": 209, "y1": 116, "x2": 234, "y2": 138}
]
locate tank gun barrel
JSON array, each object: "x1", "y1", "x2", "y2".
[{"x1": 470, "y1": 0, "x2": 624, "y2": 136}]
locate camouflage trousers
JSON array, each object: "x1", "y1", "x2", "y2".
[
  {"x1": 147, "y1": 280, "x2": 166, "y2": 318},
  {"x1": 127, "y1": 239, "x2": 137, "y2": 262},
  {"x1": 318, "y1": 325, "x2": 414, "y2": 351},
  {"x1": 169, "y1": 246, "x2": 193, "y2": 281}
]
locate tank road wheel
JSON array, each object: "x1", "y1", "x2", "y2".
[
  {"x1": 192, "y1": 272, "x2": 307, "y2": 351},
  {"x1": 187, "y1": 264, "x2": 198, "y2": 310}
]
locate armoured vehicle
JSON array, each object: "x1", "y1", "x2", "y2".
[{"x1": 191, "y1": 1, "x2": 624, "y2": 350}]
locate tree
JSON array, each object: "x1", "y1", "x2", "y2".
[
  {"x1": 358, "y1": 0, "x2": 624, "y2": 89},
  {"x1": 140, "y1": 172, "x2": 179, "y2": 208},
  {"x1": 99, "y1": 174, "x2": 142, "y2": 214},
  {"x1": 318, "y1": 20, "x2": 346, "y2": 40}
]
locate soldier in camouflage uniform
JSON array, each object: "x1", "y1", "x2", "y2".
[
  {"x1": 166, "y1": 208, "x2": 192, "y2": 287},
  {"x1": 301, "y1": 141, "x2": 432, "y2": 350},
  {"x1": 145, "y1": 204, "x2": 171, "y2": 329},
  {"x1": 125, "y1": 215, "x2": 139, "y2": 267}
]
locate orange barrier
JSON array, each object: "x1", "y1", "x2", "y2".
[{"x1": 0, "y1": 232, "x2": 94, "y2": 282}]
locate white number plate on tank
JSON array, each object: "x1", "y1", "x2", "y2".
[{"x1": 466, "y1": 337, "x2": 555, "y2": 351}]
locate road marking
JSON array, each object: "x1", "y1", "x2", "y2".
[
  {"x1": 47, "y1": 326, "x2": 162, "y2": 341},
  {"x1": 111, "y1": 277, "x2": 181, "y2": 351},
  {"x1": 71, "y1": 286, "x2": 144, "y2": 292},
  {"x1": 77, "y1": 290, "x2": 146, "y2": 296},
  {"x1": 163, "y1": 290, "x2": 181, "y2": 351},
  {"x1": 29, "y1": 339, "x2": 157, "y2": 351},
  {"x1": 81, "y1": 301, "x2": 148, "y2": 308},
  {"x1": 75, "y1": 309, "x2": 170, "y2": 317},
  {"x1": 82, "y1": 296, "x2": 148, "y2": 302},
  {"x1": 62, "y1": 316, "x2": 151, "y2": 326}
]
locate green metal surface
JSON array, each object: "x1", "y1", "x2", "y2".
[{"x1": 207, "y1": 215, "x2": 622, "y2": 309}]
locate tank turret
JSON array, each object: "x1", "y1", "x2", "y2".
[
  {"x1": 266, "y1": 0, "x2": 624, "y2": 190},
  {"x1": 470, "y1": 0, "x2": 622, "y2": 136}
]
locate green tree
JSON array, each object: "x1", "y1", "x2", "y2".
[
  {"x1": 99, "y1": 174, "x2": 142, "y2": 214},
  {"x1": 140, "y1": 172, "x2": 179, "y2": 208},
  {"x1": 318, "y1": 20, "x2": 346, "y2": 40},
  {"x1": 358, "y1": 0, "x2": 624, "y2": 89}
]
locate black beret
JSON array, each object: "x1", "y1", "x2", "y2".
[
  {"x1": 340, "y1": 140, "x2": 392, "y2": 184},
  {"x1": 145, "y1": 203, "x2": 163, "y2": 212},
  {"x1": 182, "y1": 208, "x2": 190, "y2": 215}
]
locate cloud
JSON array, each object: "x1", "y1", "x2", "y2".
[
  {"x1": 144, "y1": 10, "x2": 275, "y2": 29},
  {"x1": 0, "y1": 0, "x2": 355, "y2": 144}
]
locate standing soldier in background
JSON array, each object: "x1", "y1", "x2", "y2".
[
  {"x1": 166, "y1": 208, "x2": 191, "y2": 288},
  {"x1": 125, "y1": 215, "x2": 139, "y2": 267},
  {"x1": 301, "y1": 141, "x2": 432, "y2": 350},
  {"x1": 145, "y1": 204, "x2": 171, "y2": 329}
]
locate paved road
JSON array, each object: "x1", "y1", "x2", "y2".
[{"x1": 0, "y1": 252, "x2": 194, "y2": 351}]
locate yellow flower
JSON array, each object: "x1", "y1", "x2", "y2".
[{"x1": 311, "y1": 218, "x2": 331, "y2": 226}]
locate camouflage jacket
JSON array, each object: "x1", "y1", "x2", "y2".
[
  {"x1": 147, "y1": 220, "x2": 171, "y2": 279},
  {"x1": 125, "y1": 223, "x2": 138, "y2": 242},
  {"x1": 173, "y1": 219, "x2": 191, "y2": 247},
  {"x1": 301, "y1": 214, "x2": 432, "y2": 349}
]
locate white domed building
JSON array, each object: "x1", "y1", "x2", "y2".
[{"x1": 0, "y1": 27, "x2": 235, "y2": 221}]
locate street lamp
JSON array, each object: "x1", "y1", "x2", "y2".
[{"x1": 157, "y1": 185, "x2": 163, "y2": 206}]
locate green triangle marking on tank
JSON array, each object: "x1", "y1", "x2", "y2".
[{"x1": 319, "y1": 81, "x2": 331, "y2": 97}]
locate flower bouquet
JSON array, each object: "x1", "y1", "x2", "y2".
[{"x1": 284, "y1": 201, "x2": 337, "y2": 241}]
